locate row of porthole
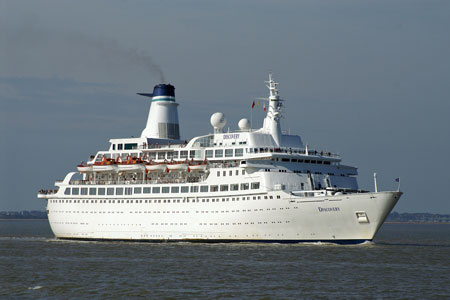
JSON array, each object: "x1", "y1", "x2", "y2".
[{"x1": 51, "y1": 195, "x2": 280, "y2": 204}]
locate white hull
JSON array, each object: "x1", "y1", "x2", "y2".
[{"x1": 46, "y1": 191, "x2": 401, "y2": 243}]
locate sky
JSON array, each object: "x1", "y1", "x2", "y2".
[{"x1": 0, "y1": 0, "x2": 449, "y2": 213}]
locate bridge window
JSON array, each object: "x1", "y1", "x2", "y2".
[{"x1": 124, "y1": 143, "x2": 138, "y2": 150}]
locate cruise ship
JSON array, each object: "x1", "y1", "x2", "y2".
[{"x1": 38, "y1": 74, "x2": 402, "y2": 244}]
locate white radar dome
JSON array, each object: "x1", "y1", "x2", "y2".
[
  {"x1": 238, "y1": 118, "x2": 251, "y2": 131},
  {"x1": 210, "y1": 112, "x2": 227, "y2": 132}
]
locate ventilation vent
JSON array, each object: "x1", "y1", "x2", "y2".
[{"x1": 355, "y1": 211, "x2": 369, "y2": 223}]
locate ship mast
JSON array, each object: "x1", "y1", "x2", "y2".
[{"x1": 262, "y1": 73, "x2": 283, "y2": 146}]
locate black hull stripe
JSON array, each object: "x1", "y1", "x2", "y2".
[{"x1": 57, "y1": 237, "x2": 370, "y2": 245}]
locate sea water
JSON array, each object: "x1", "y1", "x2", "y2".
[{"x1": 0, "y1": 220, "x2": 449, "y2": 299}]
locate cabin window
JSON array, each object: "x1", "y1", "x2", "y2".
[
  {"x1": 190, "y1": 150, "x2": 196, "y2": 159},
  {"x1": 282, "y1": 158, "x2": 290, "y2": 162},
  {"x1": 242, "y1": 170, "x2": 245, "y2": 175},
  {"x1": 225, "y1": 149, "x2": 233, "y2": 157},
  {"x1": 217, "y1": 171, "x2": 220, "y2": 177},
  {"x1": 157, "y1": 152, "x2": 166, "y2": 160},
  {"x1": 190, "y1": 186, "x2": 199, "y2": 193},
  {"x1": 162, "y1": 187, "x2": 170, "y2": 193},
  {"x1": 171, "y1": 186, "x2": 179, "y2": 193},
  {"x1": 173, "y1": 151, "x2": 179, "y2": 159},
  {"x1": 220, "y1": 185, "x2": 229, "y2": 191},
  {"x1": 181, "y1": 186, "x2": 189, "y2": 193},
  {"x1": 229, "y1": 170, "x2": 232, "y2": 176},
  {"x1": 223, "y1": 171, "x2": 226, "y2": 176},
  {"x1": 98, "y1": 188, "x2": 105, "y2": 195},
  {"x1": 180, "y1": 151, "x2": 188, "y2": 159},
  {"x1": 125, "y1": 143, "x2": 138, "y2": 150},
  {"x1": 215, "y1": 149, "x2": 223, "y2": 158},
  {"x1": 107, "y1": 188, "x2": 114, "y2": 195},
  {"x1": 112, "y1": 144, "x2": 116, "y2": 150},
  {"x1": 240, "y1": 183, "x2": 249, "y2": 190},
  {"x1": 81, "y1": 188, "x2": 88, "y2": 195},
  {"x1": 167, "y1": 152, "x2": 174, "y2": 159},
  {"x1": 205, "y1": 150, "x2": 213, "y2": 158},
  {"x1": 305, "y1": 160, "x2": 310, "y2": 163},
  {"x1": 118, "y1": 144, "x2": 123, "y2": 150},
  {"x1": 235, "y1": 170, "x2": 239, "y2": 175},
  {"x1": 200, "y1": 185, "x2": 208, "y2": 193},
  {"x1": 230, "y1": 184, "x2": 239, "y2": 191},
  {"x1": 143, "y1": 187, "x2": 151, "y2": 194},
  {"x1": 116, "y1": 188, "x2": 123, "y2": 195},
  {"x1": 324, "y1": 161, "x2": 331, "y2": 165},
  {"x1": 89, "y1": 188, "x2": 96, "y2": 195},
  {"x1": 149, "y1": 152, "x2": 156, "y2": 160},
  {"x1": 311, "y1": 160, "x2": 316, "y2": 164},
  {"x1": 153, "y1": 187, "x2": 161, "y2": 193},
  {"x1": 291, "y1": 159, "x2": 298, "y2": 162},
  {"x1": 134, "y1": 187, "x2": 142, "y2": 194},
  {"x1": 317, "y1": 160, "x2": 323, "y2": 164},
  {"x1": 251, "y1": 182, "x2": 260, "y2": 189},
  {"x1": 125, "y1": 187, "x2": 132, "y2": 195},
  {"x1": 210, "y1": 185, "x2": 218, "y2": 192},
  {"x1": 301, "y1": 183, "x2": 304, "y2": 190},
  {"x1": 64, "y1": 188, "x2": 70, "y2": 195}
]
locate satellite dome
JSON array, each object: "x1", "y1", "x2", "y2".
[
  {"x1": 238, "y1": 118, "x2": 251, "y2": 131},
  {"x1": 210, "y1": 112, "x2": 227, "y2": 133}
]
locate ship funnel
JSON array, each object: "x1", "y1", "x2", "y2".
[{"x1": 139, "y1": 84, "x2": 180, "y2": 140}]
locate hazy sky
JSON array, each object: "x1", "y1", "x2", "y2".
[{"x1": 1, "y1": 0, "x2": 449, "y2": 213}]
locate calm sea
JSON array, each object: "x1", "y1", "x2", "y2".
[{"x1": 0, "y1": 220, "x2": 449, "y2": 299}]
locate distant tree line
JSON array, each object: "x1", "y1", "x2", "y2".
[
  {"x1": 0, "y1": 211, "x2": 48, "y2": 219},
  {"x1": 387, "y1": 211, "x2": 450, "y2": 223},
  {"x1": 0, "y1": 210, "x2": 449, "y2": 222}
]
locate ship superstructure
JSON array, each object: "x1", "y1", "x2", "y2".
[{"x1": 38, "y1": 74, "x2": 401, "y2": 243}]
